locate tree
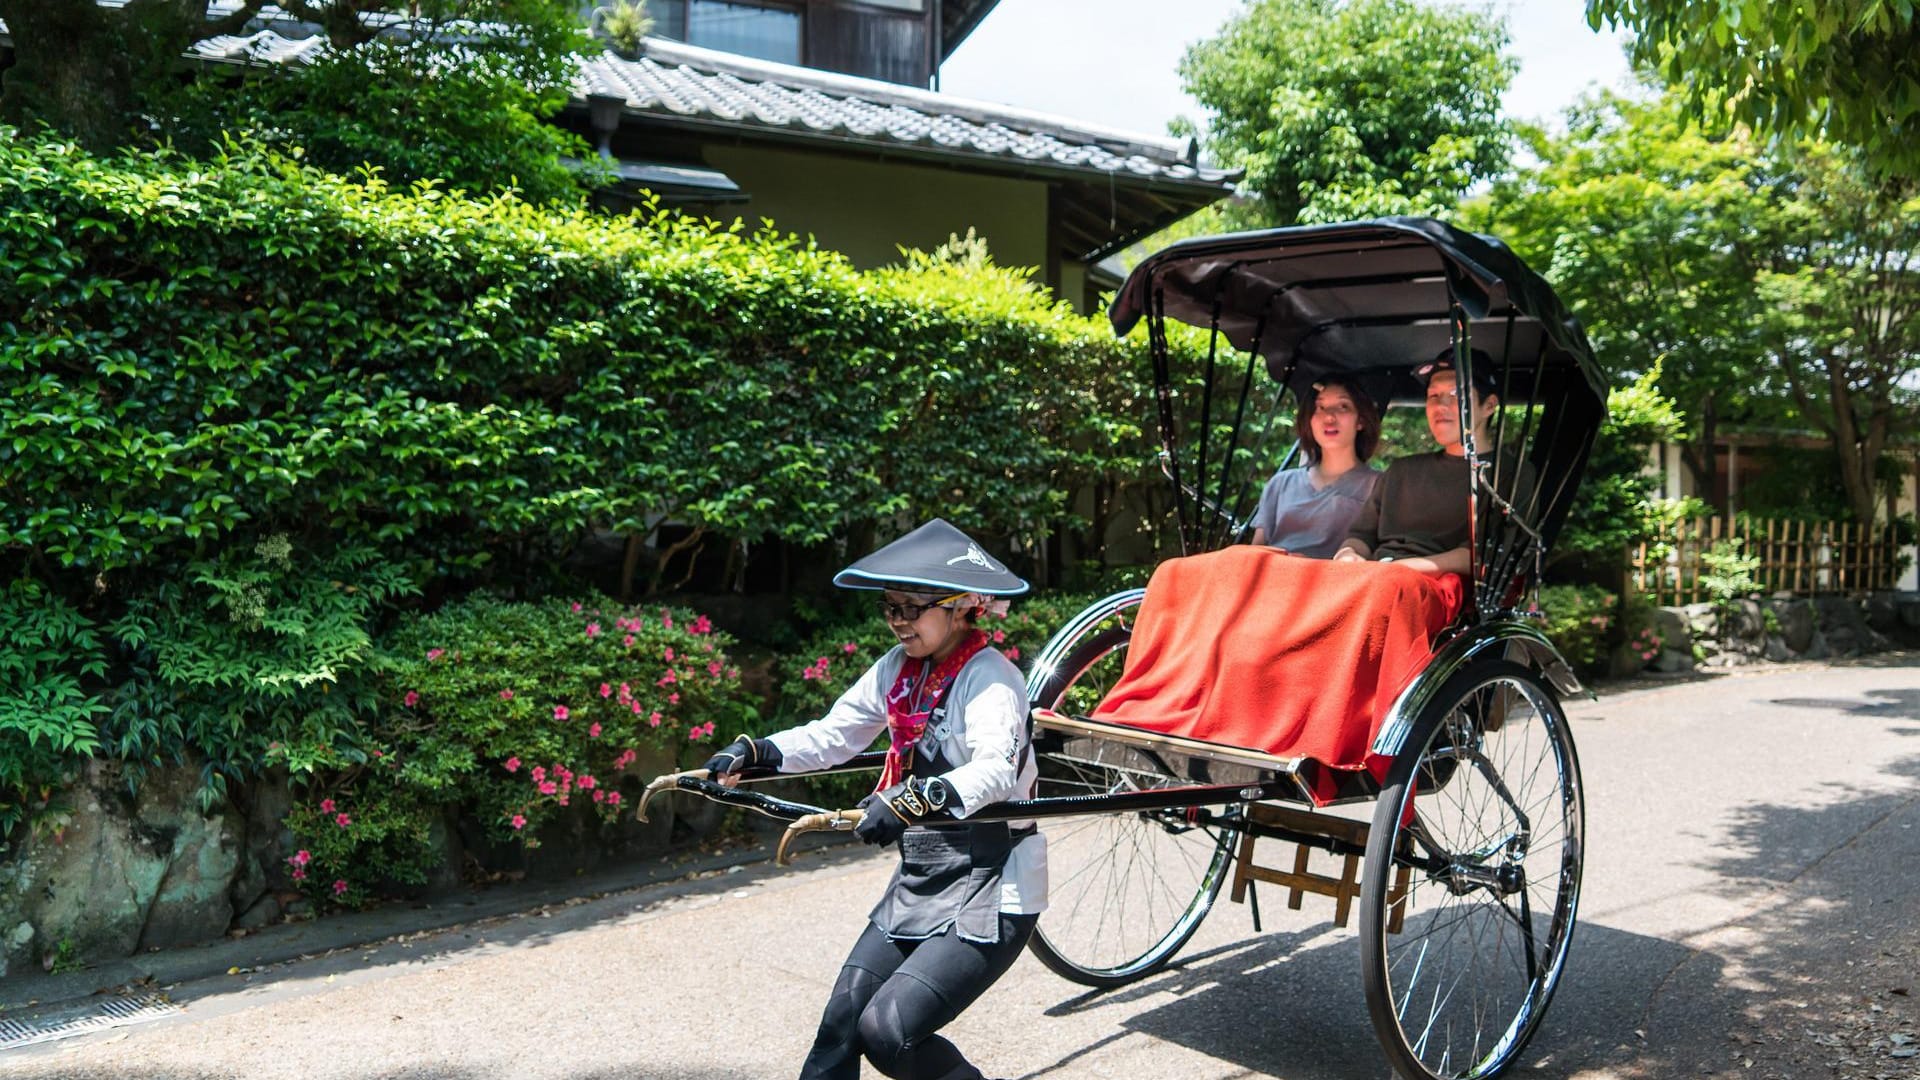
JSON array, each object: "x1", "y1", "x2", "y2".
[
  {"x1": 1469, "y1": 89, "x2": 1920, "y2": 527},
  {"x1": 0, "y1": 1, "x2": 591, "y2": 201},
  {"x1": 1177, "y1": 0, "x2": 1515, "y2": 227},
  {"x1": 1755, "y1": 144, "x2": 1920, "y2": 525},
  {"x1": 1464, "y1": 91, "x2": 1782, "y2": 513},
  {"x1": 1587, "y1": 0, "x2": 1920, "y2": 180}
]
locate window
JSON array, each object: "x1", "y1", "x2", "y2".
[{"x1": 652, "y1": 1, "x2": 803, "y2": 66}]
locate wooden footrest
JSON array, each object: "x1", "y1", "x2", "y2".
[{"x1": 1228, "y1": 803, "x2": 1412, "y2": 933}]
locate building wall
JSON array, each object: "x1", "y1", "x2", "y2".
[{"x1": 703, "y1": 144, "x2": 1049, "y2": 275}]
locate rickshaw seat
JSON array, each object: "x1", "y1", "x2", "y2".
[{"x1": 1089, "y1": 546, "x2": 1463, "y2": 792}]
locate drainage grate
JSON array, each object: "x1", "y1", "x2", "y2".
[{"x1": 0, "y1": 993, "x2": 181, "y2": 1052}]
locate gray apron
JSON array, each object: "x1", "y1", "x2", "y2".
[{"x1": 867, "y1": 699, "x2": 1028, "y2": 945}]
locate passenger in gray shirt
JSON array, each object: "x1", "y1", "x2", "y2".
[
  {"x1": 1338, "y1": 350, "x2": 1522, "y2": 577},
  {"x1": 1250, "y1": 376, "x2": 1381, "y2": 557}
]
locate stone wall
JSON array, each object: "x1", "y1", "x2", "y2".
[
  {"x1": 1645, "y1": 590, "x2": 1920, "y2": 673},
  {"x1": 0, "y1": 752, "x2": 704, "y2": 974}
]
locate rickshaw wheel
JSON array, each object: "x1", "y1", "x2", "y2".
[
  {"x1": 1024, "y1": 620, "x2": 1236, "y2": 989},
  {"x1": 1359, "y1": 659, "x2": 1584, "y2": 1080}
]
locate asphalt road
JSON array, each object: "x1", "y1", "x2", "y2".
[{"x1": 3, "y1": 656, "x2": 1916, "y2": 1080}]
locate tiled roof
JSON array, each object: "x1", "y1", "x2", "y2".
[{"x1": 577, "y1": 39, "x2": 1236, "y2": 189}]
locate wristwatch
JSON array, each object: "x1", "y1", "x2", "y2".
[{"x1": 922, "y1": 777, "x2": 952, "y2": 812}]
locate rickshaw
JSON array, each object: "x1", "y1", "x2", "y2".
[{"x1": 641, "y1": 217, "x2": 1605, "y2": 1080}]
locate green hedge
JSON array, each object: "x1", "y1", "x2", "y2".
[
  {"x1": 0, "y1": 130, "x2": 1153, "y2": 587},
  {"x1": 0, "y1": 129, "x2": 1180, "y2": 852}
]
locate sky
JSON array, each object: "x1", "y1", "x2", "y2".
[{"x1": 940, "y1": 0, "x2": 1637, "y2": 144}]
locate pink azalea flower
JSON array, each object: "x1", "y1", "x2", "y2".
[
  {"x1": 843, "y1": 641, "x2": 857, "y2": 653},
  {"x1": 578, "y1": 774, "x2": 597, "y2": 790},
  {"x1": 538, "y1": 780, "x2": 559, "y2": 795},
  {"x1": 292, "y1": 868, "x2": 307, "y2": 881},
  {"x1": 600, "y1": 682, "x2": 612, "y2": 698},
  {"x1": 668, "y1": 692, "x2": 680, "y2": 705},
  {"x1": 991, "y1": 629, "x2": 1006, "y2": 644},
  {"x1": 593, "y1": 790, "x2": 606, "y2": 803},
  {"x1": 290, "y1": 849, "x2": 311, "y2": 866},
  {"x1": 1003, "y1": 647, "x2": 1020, "y2": 661},
  {"x1": 664, "y1": 647, "x2": 676, "y2": 662},
  {"x1": 553, "y1": 705, "x2": 570, "y2": 721},
  {"x1": 499, "y1": 689, "x2": 515, "y2": 701},
  {"x1": 648, "y1": 712, "x2": 662, "y2": 728},
  {"x1": 623, "y1": 634, "x2": 636, "y2": 648},
  {"x1": 426, "y1": 648, "x2": 445, "y2": 662},
  {"x1": 662, "y1": 613, "x2": 674, "y2": 630},
  {"x1": 504, "y1": 756, "x2": 521, "y2": 773},
  {"x1": 691, "y1": 615, "x2": 712, "y2": 635},
  {"x1": 586, "y1": 622, "x2": 602, "y2": 638},
  {"x1": 728, "y1": 667, "x2": 739, "y2": 680},
  {"x1": 571, "y1": 602, "x2": 583, "y2": 613},
  {"x1": 588, "y1": 723, "x2": 602, "y2": 738},
  {"x1": 333, "y1": 879, "x2": 348, "y2": 896},
  {"x1": 531, "y1": 765, "x2": 547, "y2": 782},
  {"x1": 403, "y1": 690, "x2": 420, "y2": 707},
  {"x1": 657, "y1": 670, "x2": 677, "y2": 686},
  {"x1": 606, "y1": 791, "x2": 623, "y2": 806},
  {"x1": 335, "y1": 812, "x2": 352, "y2": 828},
  {"x1": 630, "y1": 701, "x2": 643, "y2": 715},
  {"x1": 708, "y1": 661, "x2": 723, "y2": 676},
  {"x1": 619, "y1": 682, "x2": 632, "y2": 699},
  {"x1": 510, "y1": 814, "x2": 527, "y2": 830},
  {"x1": 557, "y1": 795, "x2": 570, "y2": 807},
  {"x1": 320, "y1": 798, "x2": 336, "y2": 813}
]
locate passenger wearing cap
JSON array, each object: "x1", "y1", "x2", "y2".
[
  {"x1": 702, "y1": 518, "x2": 1043, "y2": 1080},
  {"x1": 1249, "y1": 375, "x2": 1381, "y2": 555},
  {"x1": 1335, "y1": 348, "x2": 1517, "y2": 576}
]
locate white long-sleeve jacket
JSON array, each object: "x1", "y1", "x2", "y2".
[{"x1": 768, "y1": 644, "x2": 1047, "y2": 915}]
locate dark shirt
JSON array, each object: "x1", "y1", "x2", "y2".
[{"x1": 1346, "y1": 449, "x2": 1533, "y2": 560}]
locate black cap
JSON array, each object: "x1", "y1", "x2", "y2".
[
  {"x1": 1415, "y1": 347, "x2": 1499, "y2": 397},
  {"x1": 832, "y1": 519, "x2": 1030, "y2": 596}
]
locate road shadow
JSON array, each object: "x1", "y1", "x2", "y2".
[{"x1": 1017, "y1": 919, "x2": 1710, "y2": 1080}]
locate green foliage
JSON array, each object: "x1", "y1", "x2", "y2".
[
  {"x1": 1697, "y1": 538, "x2": 1762, "y2": 621},
  {"x1": 0, "y1": 580, "x2": 107, "y2": 838},
  {"x1": 1536, "y1": 583, "x2": 1618, "y2": 677},
  {"x1": 1179, "y1": 0, "x2": 1515, "y2": 226},
  {"x1": 1749, "y1": 143, "x2": 1920, "y2": 525},
  {"x1": 283, "y1": 593, "x2": 759, "y2": 903},
  {"x1": 1465, "y1": 91, "x2": 1781, "y2": 507},
  {"x1": 0, "y1": 0, "x2": 593, "y2": 190},
  {"x1": 0, "y1": 130, "x2": 1169, "y2": 592},
  {"x1": 1587, "y1": 0, "x2": 1920, "y2": 180},
  {"x1": 1556, "y1": 366, "x2": 1688, "y2": 559},
  {"x1": 104, "y1": 537, "x2": 417, "y2": 807},
  {"x1": 593, "y1": 1, "x2": 656, "y2": 58}
]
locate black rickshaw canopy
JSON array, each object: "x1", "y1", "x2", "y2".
[
  {"x1": 1107, "y1": 216, "x2": 1609, "y2": 614},
  {"x1": 1109, "y1": 216, "x2": 1607, "y2": 414}
]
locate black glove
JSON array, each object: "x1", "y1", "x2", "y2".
[
  {"x1": 854, "y1": 778, "x2": 954, "y2": 847},
  {"x1": 702, "y1": 735, "x2": 781, "y2": 778},
  {"x1": 853, "y1": 793, "x2": 908, "y2": 847}
]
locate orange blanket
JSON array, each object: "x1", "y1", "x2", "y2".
[{"x1": 1090, "y1": 547, "x2": 1464, "y2": 789}]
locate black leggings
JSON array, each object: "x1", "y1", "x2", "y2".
[{"x1": 798, "y1": 914, "x2": 1037, "y2": 1080}]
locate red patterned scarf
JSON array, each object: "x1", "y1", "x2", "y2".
[{"x1": 877, "y1": 630, "x2": 989, "y2": 791}]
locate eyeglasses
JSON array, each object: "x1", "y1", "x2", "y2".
[
  {"x1": 1312, "y1": 402, "x2": 1357, "y2": 418},
  {"x1": 877, "y1": 593, "x2": 967, "y2": 622}
]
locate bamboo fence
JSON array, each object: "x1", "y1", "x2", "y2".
[{"x1": 1630, "y1": 516, "x2": 1906, "y2": 605}]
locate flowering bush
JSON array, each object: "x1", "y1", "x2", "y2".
[
  {"x1": 1536, "y1": 583, "x2": 1619, "y2": 678},
  {"x1": 284, "y1": 594, "x2": 758, "y2": 906}
]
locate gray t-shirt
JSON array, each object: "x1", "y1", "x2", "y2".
[
  {"x1": 1250, "y1": 464, "x2": 1380, "y2": 557},
  {"x1": 1346, "y1": 449, "x2": 1532, "y2": 559}
]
